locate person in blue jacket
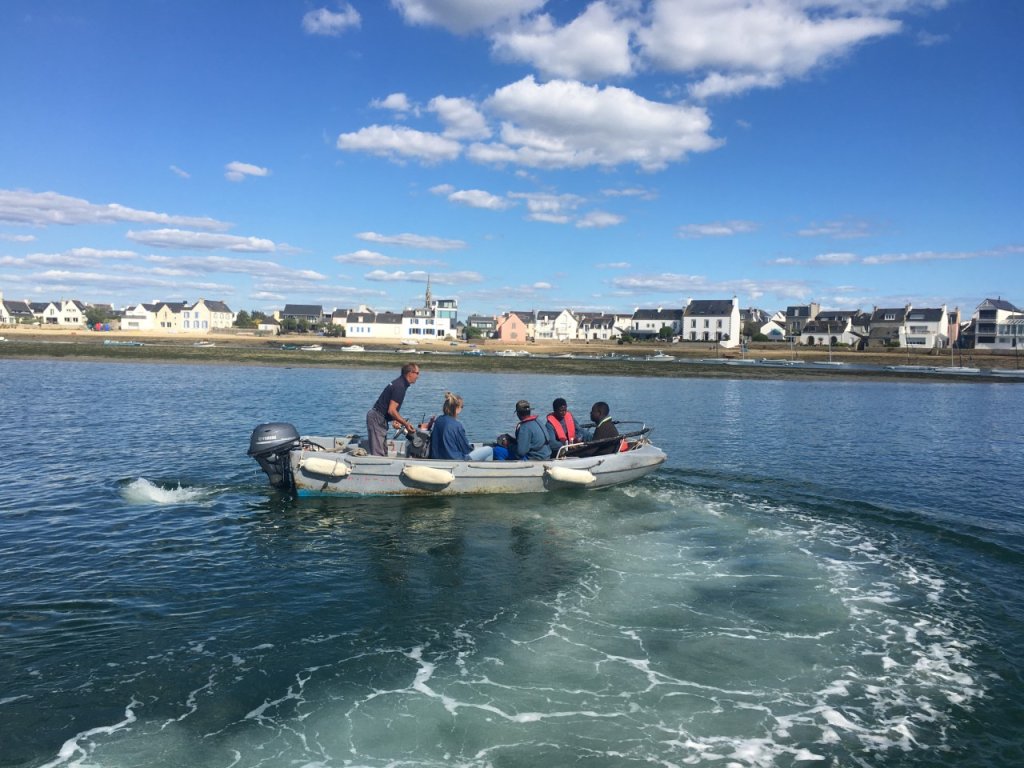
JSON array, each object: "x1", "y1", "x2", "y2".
[
  {"x1": 429, "y1": 392, "x2": 493, "y2": 461},
  {"x1": 511, "y1": 399, "x2": 551, "y2": 460}
]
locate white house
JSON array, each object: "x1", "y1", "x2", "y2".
[
  {"x1": 904, "y1": 306, "x2": 949, "y2": 349},
  {"x1": 971, "y1": 298, "x2": 1022, "y2": 351},
  {"x1": 683, "y1": 297, "x2": 741, "y2": 348},
  {"x1": 799, "y1": 310, "x2": 863, "y2": 347},
  {"x1": 535, "y1": 309, "x2": 578, "y2": 341},
  {"x1": 122, "y1": 303, "x2": 159, "y2": 331},
  {"x1": 631, "y1": 308, "x2": 683, "y2": 339},
  {"x1": 181, "y1": 299, "x2": 234, "y2": 332},
  {"x1": 345, "y1": 310, "x2": 404, "y2": 341}
]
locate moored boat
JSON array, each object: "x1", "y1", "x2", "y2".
[{"x1": 249, "y1": 422, "x2": 666, "y2": 497}]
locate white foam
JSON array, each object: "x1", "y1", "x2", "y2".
[{"x1": 121, "y1": 477, "x2": 211, "y2": 505}]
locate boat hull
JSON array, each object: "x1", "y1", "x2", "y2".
[{"x1": 286, "y1": 440, "x2": 666, "y2": 497}]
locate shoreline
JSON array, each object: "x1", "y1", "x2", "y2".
[{"x1": 3, "y1": 330, "x2": 1021, "y2": 383}]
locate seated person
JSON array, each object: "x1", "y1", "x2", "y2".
[
  {"x1": 429, "y1": 392, "x2": 493, "y2": 461},
  {"x1": 512, "y1": 399, "x2": 551, "y2": 460},
  {"x1": 572, "y1": 401, "x2": 620, "y2": 457},
  {"x1": 544, "y1": 397, "x2": 580, "y2": 455}
]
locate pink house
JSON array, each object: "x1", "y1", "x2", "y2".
[{"x1": 495, "y1": 311, "x2": 533, "y2": 344}]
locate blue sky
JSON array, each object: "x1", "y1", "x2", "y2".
[{"x1": 1, "y1": 0, "x2": 1020, "y2": 319}]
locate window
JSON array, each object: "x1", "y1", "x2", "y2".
[
  {"x1": 716, "y1": 319, "x2": 722, "y2": 328},
  {"x1": 884, "y1": 313, "x2": 896, "y2": 321},
  {"x1": 704, "y1": 319, "x2": 709, "y2": 328},
  {"x1": 690, "y1": 319, "x2": 696, "y2": 328}
]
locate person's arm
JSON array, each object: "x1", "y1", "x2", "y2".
[{"x1": 387, "y1": 400, "x2": 414, "y2": 434}]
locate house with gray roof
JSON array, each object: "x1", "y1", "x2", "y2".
[{"x1": 683, "y1": 297, "x2": 741, "y2": 348}]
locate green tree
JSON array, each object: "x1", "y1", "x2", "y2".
[
  {"x1": 85, "y1": 305, "x2": 109, "y2": 328},
  {"x1": 234, "y1": 309, "x2": 254, "y2": 328},
  {"x1": 465, "y1": 325, "x2": 483, "y2": 340}
]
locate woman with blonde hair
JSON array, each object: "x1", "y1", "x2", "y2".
[{"x1": 429, "y1": 392, "x2": 492, "y2": 460}]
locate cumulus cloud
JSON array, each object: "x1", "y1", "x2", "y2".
[
  {"x1": 639, "y1": 0, "x2": 902, "y2": 99},
  {"x1": 372, "y1": 92, "x2": 416, "y2": 113},
  {"x1": 677, "y1": 220, "x2": 757, "y2": 238},
  {"x1": 356, "y1": 231, "x2": 467, "y2": 251},
  {"x1": 475, "y1": 77, "x2": 720, "y2": 171},
  {"x1": 431, "y1": 184, "x2": 510, "y2": 210},
  {"x1": 127, "y1": 228, "x2": 280, "y2": 252},
  {"x1": 335, "y1": 249, "x2": 405, "y2": 266},
  {"x1": 302, "y1": 4, "x2": 361, "y2": 35},
  {"x1": 491, "y1": 2, "x2": 634, "y2": 80},
  {"x1": 0, "y1": 189, "x2": 230, "y2": 230},
  {"x1": 337, "y1": 125, "x2": 462, "y2": 164},
  {"x1": 391, "y1": 0, "x2": 545, "y2": 34},
  {"x1": 364, "y1": 269, "x2": 484, "y2": 284},
  {"x1": 428, "y1": 96, "x2": 491, "y2": 139},
  {"x1": 225, "y1": 161, "x2": 270, "y2": 182}
]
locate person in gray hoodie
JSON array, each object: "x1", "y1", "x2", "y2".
[{"x1": 511, "y1": 399, "x2": 551, "y2": 460}]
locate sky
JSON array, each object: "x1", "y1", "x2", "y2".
[{"x1": 1, "y1": 0, "x2": 1021, "y2": 319}]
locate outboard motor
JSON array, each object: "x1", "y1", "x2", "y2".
[{"x1": 248, "y1": 422, "x2": 300, "y2": 489}]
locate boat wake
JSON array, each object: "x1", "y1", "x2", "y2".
[{"x1": 120, "y1": 477, "x2": 214, "y2": 505}]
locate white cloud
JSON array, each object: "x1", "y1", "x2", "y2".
[
  {"x1": 169, "y1": 165, "x2": 190, "y2": 179},
  {"x1": 391, "y1": 0, "x2": 545, "y2": 34},
  {"x1": 225, "y1": 161, "x2": 270, "y2": 182},
  {"x1": 688, "y1": 72, "x2": 783, "y2": 101},
  {"x1": 431, "y1": 185, "x2": 510, "y2": 210},
  {"x1": 0, "y1": 232, "x2": 36, "y2": 242},
  {"x1": 815, "y1": 252, "x2": 860, "y2": 264},
  {"x1": 335, "y1": 249, "x2": 404, "y2": 266},
  {"x1": 127, "y1": 228, "x2": 280, "y2": 252},
  {"x1": 798, "y1": 219, "x2": 872, "y2": 239},
  {"x1": 371, "y1": 92, "x2": 415, "y2": 113},
  {"x1": 356, "y1": 231, "x2": 467, "y2": 251},
  {"x1": 602, "y1": 187, "x2": 656, "y2": 200},
  {"x1": 302, "y1": 5, "x2": 361, "y2": 36},
  {"x1": 491, "y1": 2, "x2": 634, "y2": 80},
  {"x1": 475, "y1": 77, "x2": 720, "y2": 171},
  {"x1": 337, "y1": 125, "x2": 462, "y2": 164},
  {"x1": 428, "y1": 96, "x2": 491, "y2": 139},
  {"x1": 638, "y1": 0, "x2": 902, "y2": 99},
  {"x1": 364, "y1": 269, "x2": 484, "y2": 284},
  {"x1": 597, "y1": 261, "x2": 631, "y2": 269},
  {"x1": 146, "y1": 254, "x2": 326, "y2": 282},
  {"x1": 508, "y1": 191, "x2": 584, "y2": 224},
  {"x1": 0, "y1": 189, "x2": 230, "y2": 230},
  {"x1": 677, "y1": 220, "x2": 757, "y2": 238},
  {"x1": 611, "y1": 272, "x2": 812, "y2": 301},
  {"x1": 576, "y1": 211, "x2": 624, "y2": 229}
]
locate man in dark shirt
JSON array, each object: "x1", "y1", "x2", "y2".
[
  {"x1": 574, "y1": 401, "x2": 620, "y2": 457},
  {"x1": 366, "y1": 363, "x2": 420, "y2": 456}
]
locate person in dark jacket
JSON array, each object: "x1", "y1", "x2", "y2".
[
  {"x1": 430, "y1": 392, "x2": 493, "y2": 461},
  {"x1": 574, "y1": 401, "x2": 620, "y2": 457},
  {"x1": 512, "y1": 399, "x2": 551, "y2": 460},
  {"x1": 365, "y1": 363, "x2": 420, "y2": 456}
]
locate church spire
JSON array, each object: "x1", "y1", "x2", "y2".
[{"x1": 424, "y1": 274, "x2": 433, "y2": 309}]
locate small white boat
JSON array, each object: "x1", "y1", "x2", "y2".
[
  {"x1": 341, "y1": 344, "x2": 365, "y2": 352},
  {"x1": 647, "y1": 351, "x2": 673, "y2": 361},
  {"x1": 249, "y1": 423, "x2": 665, "y2": 497},
  {"x1": 990, "y1": 368, "x2": 1024, "y2": 377},
  {"x1": 300, "y1": 344, "x2": 324, "y2": 352},
  {"x1": 193, "y1": 341, "x2": 216, "y2": 348}
]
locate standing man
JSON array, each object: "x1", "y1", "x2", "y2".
[
  {"x1": 544, "y1": 397, "x2": 579, "y2": 455},
  {"x1": 366, "y1": 363, "x2": 420, "y2": 456},
  {"x1": 512, "y1": 399, "x2": 552, "y2": 460}
]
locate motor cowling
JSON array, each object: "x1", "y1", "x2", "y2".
[{"x1": 249, "y1": 422, "x2": 300, "y2": 489}]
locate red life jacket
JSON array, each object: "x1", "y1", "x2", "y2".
[{"x1": 545, "y1": 412, "x2": 577, "y2": 442}]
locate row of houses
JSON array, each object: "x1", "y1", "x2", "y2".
[
  {"x1": 780, "y1": 298, "x2": 1024, "y2": 351},
  {"x1": 4, "y1": 286, "x2": 1022, "y2": 351}
]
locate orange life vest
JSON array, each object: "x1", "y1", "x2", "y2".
[{"x1": 545, "y1": 412, "x2": 577, "y2": 442}]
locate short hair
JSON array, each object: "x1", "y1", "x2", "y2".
[
  {"x1": 401, "y1": 362, "x2": 420, "y2": 376},
  {"x1": 552, "y1": 398, "x2": 567, "y2": 410},
  {"x1": 442, "y1": 391, "x2": 463, "y2": 416},
  {"x1": 591, "y1": 401, "x2": 610, "y2": 419},
  {"x1": 515, "y1": 399, "x2": 531, "y2": 415}
]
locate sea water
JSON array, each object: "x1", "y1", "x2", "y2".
[{"x1": 1, "y1": 359, "x2": 1022, "y2": 767}]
